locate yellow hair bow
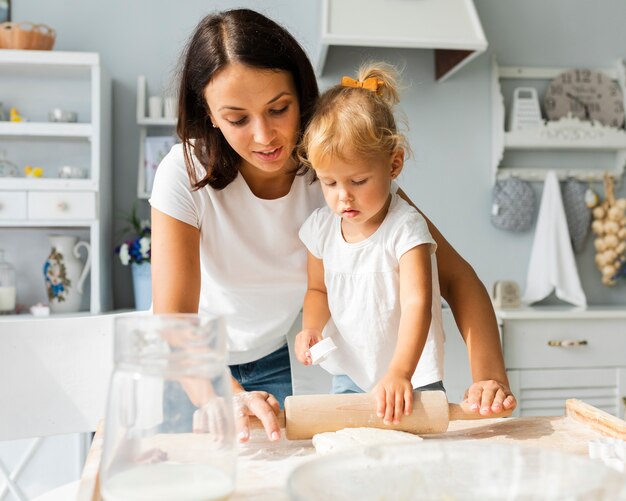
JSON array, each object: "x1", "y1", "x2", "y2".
[{"x1": 340, "y1": 76, "x2": 383, "y2": 93}]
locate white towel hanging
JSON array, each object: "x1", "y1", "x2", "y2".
[{"x1": 522, "y1": 170, "x2": 587, "y2": 307}]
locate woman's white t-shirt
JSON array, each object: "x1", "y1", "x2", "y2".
[
  {"x1": 150, "y1": 144, "x2": 325, "y2": 364},
  {"x1": 299, "y1": 194, "x2": 445, "y2": 391}
]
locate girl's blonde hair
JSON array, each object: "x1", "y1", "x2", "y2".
[{"x1": 299, "y1": 61, "x2": 410, "y2": 170}]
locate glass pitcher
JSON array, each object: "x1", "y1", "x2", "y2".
[{"x1": 99, "y1": 314, "x2": 236, "y2": 501}]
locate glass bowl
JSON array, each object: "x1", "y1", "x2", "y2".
[{"x1": 287, "y1": 440, "x2": 626, "y2": 501}]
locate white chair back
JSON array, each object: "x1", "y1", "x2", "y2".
[{"x1": 0, "y1": 313, "x2": 117, "y2": 500}]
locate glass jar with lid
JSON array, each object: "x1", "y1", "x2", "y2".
[
  {"x1": 0, "y1": 249, "x2": 16, "y2": 315},
  {"x1": 99, "y1": 314, "x2": 237, "y2": 501}
]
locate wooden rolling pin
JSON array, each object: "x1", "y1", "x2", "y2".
[{"x1": 252, "y1": 390, "x2": 512, "y2": 440}]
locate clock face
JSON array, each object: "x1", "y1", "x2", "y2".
[{"x1": 543, "y1": 69, "x2": 625, "y2": 128}]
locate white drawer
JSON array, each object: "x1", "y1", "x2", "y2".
[
  {"x1": 508, "y1": 367, "x2": 620, "y2": 417},
  {"x1": 28, "y1": 191, "x2": 95, "y2": 220},
  {"x1": 0, "y1": 191, "x2": 27, "y2": 220},
  {"x1": 502, "y1": 318, "x2": 626, "y2": 369}
]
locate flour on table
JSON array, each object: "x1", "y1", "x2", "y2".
[{"x1": 312, "y1": 427, "x2": 423, "y2": 454}]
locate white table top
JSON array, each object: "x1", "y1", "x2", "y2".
[{"x1": 78, "y1": 412, "x2": 614, "y2": 501}]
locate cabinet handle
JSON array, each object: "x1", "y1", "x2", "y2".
[
  {"x1": 57, "y1": 201, "x2": 69, "y2": 211},
  {"x1": 547, "y1": 339, "x2": 588, "y2": 347}
]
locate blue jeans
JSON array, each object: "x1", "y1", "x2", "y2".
[
  {"x1": 161, "y1": 344, "x2": 293, "y2": 432},
  {"x1": 332, "y1": 375, "x2": 446, "y2": 394},
  {"x1": 230, "y1": 343, "x2": 292, "y2": 408}
]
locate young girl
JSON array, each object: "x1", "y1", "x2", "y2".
[
  {"x1": 295, "y1": 63, "x2": 444, "y2": 426},
  {"x1": 151, "y1": 8, "x2": 515, "y2": 442}
]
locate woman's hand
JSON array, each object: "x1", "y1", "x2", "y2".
[
  {"x1": 463, "y1": 380, "x2": 517, "y2": 416},
  {"x1": 295, "y1": 328, "x2": 323, "y2": 365},
  {"x1": 233, "y1": 390, "x2": 281, "y2": 443},
  {"x1": 373, "y1": 371, "x2": 414, "y2": 425}
]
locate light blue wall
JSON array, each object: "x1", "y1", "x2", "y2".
[{"x1": 14, "y1": 0, "x2": 626, "y2": 307}]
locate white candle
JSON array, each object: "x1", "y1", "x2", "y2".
[
  {"x1": 101, "y1": 463, "x2": 234, "y2": 501},
  {"x1": 0, "y1": 286, "x2": 15, "y2": 313}
]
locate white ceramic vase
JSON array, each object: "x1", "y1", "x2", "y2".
[{"x1": 43, "y1": 235, "x2": 91, "y2": 313}]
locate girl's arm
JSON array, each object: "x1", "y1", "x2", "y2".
[
  {"x1": 396, "y1": 189, "x2": 516, "y2": 415},
  {"x1": 376, "y1": 244, "x2": 432, "y2": 424},
  {"x1": 295, "y1": 252, "x2": 331, "y2": 365},
  {"x1": 151, "y1": 208, "x2": 283, "y2": 442}
]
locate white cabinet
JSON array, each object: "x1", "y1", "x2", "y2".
[
  {"x1": 0, "y1": 50, "x2": 111, "y2": 313},
  {"x1": 442, "y1": 308, "x2": 472, "y2": 403},
  {"x1": 318, "y1": 0, "x2": 487, "y2": 81},
  {"x1": 499, "y1": 307, "x2": 626, "y2": 418},
  {"x1": 135, "y1": 75, "x2": 176, "y2": 199},
  {"x1": 491, "y1": 59, "x2": 626, "y2": 181}
]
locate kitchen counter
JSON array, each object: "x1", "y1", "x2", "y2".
[
  {"x1": 495, "y1": 304, "x2": 626, "y2": 320},
  {"x1": 77, "y1": 402, "x2": 625, "y2": 501}
]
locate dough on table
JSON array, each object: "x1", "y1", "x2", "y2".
[{"x1": 312, "y1": 427, "x2": 423, "y2": 454}]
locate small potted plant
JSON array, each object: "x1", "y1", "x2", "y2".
[{"x1": 115, "y1": 204, "x2": 151, "y2": 310}]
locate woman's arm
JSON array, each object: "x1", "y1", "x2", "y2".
[
  {"x1": 151, "y1": 208, "x2": 201, "y2": 313},
  {"x1": 151, "y1": 208, "x2": 283, "y2": 440},
  {"x1": 396, "y1": 189, "x2": 516, "y2": 415}
]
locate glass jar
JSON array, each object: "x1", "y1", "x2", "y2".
[
  {"x1": 0, "y1": 150, "x2": 19, "y2": 177},
  {"x1": 100, "y1": 314, "x2": 236, "y2": 501},
  {"x1": 0, "y1": 249, "x2": 16, "y2": 314}
]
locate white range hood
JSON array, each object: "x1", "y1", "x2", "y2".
[{"x1": 317, "y1": 0, "x2": 488, "y2": 82}]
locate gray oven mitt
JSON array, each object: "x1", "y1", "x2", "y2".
[
  {"x1": 491, "y1": 178, "x2": 535, "y2": 232},
  {"x1": 561, "y1": 178, "x2": 591, "y2": 253}
]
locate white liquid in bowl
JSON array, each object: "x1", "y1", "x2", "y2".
[{"x1": 101, "y1": 463, "x2": 234, "y2": 501}]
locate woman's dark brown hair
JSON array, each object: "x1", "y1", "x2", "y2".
[{"x1": 177, "y1": 8, "x2": 319, "y2": 190}]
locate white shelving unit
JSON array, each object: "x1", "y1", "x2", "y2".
[
  {"x1": 0, "y1": 50, "x2": 111, "y2": 313},
  {"x1": 317, "y1": 0, "x2": 488, "y2": 81},
  {"x1": 136, "y1": 75, "x2": 176, "y2": 199},
  {"x1": 491, "y1": 58, "x2": 626, "y2": 182}
]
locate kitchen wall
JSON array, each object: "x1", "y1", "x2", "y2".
[{"x1": 13, "y1": 0, "x2": 626, "y2": 308}]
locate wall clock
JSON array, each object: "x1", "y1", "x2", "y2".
[{"x1": 543, "y1": 69, "x2": 625, "y2": 128}]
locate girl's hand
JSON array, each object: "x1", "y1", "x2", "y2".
[
  {"x1": 463, "y1": 380, "x2": 517, "y2": 416},
  {"x1": 373, "y1": 371, "x2": 414, "y2": 425},
  {"x1": 295, "y1": 329, "x2": 323, "y2": 365},
  {"x1": 232, "y1": 390, "x2": 281, "y2": 443}
]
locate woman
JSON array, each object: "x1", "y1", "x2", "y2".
[{"x1": 150, "y1": 8, "x2": 516, "y2": 442}]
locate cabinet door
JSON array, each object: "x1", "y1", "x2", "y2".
[
  {"x1": 508, "y1": 367, "x2": 620, "y2": 417},
  {"x1": 502, "y1": 318, "x2": 626, "y2": 369},
  {"x1": 442, "y1": 309, "x2": 472, "y2": 403}
]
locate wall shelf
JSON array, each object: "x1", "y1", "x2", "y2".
[
  {"x1": 491, "y1": 58, "x2": 626, "y2": 182},
  {"x1": 137, "y1": 117, "x2": 176, "y2": 127},
  {"x1": 135, "y1": 75, "x2": 177, "y2": 199},
  {"x1": 0, "y1": 122, "x2": 93, "y2": 138},
  {"x1": 317, "y1": 0, "x2": 487, "y2": 82},
  {"x1": 0, "y1": 178, "x2": 97, "y2": 191},
  {"x1": 504, "y1": 117, "x2": 626, "y2": 151}
]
